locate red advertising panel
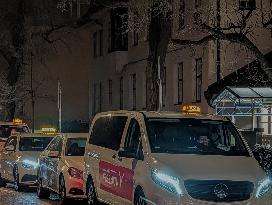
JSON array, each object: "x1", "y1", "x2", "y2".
[{"x1": 99, "y1": 160, "x2": 134, "y2": 201}]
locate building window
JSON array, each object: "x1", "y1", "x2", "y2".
[
  {"x1": 120, "y1": 77, "x2": 124, "y2": 109},
  {"x1": 99, "y1": 82, "x2": 102, "y2": 112},
  {"x1": 239, "y1": 0, "x2": 256, "y2": 10},
  {"x1": 108, "y1": 21, "x2": 111, "y2": 52},
  {"x1": 179, "y1": 0, "x2": 185, "y2": 29},
  {"x1": 108, "y1": 80, "x2": 113, "y2": 106},
  {"x1": 93, "y1": 32, "x2": 97, "y2": 58},
  {"x1": 110, "y1": 7, "x2": 128, "y2": 51},
  {"x1": 92, "y1": 83, "x2": 97, "y2": 114},
  {"x1": 133, "y1": 13, "x2": 139, "y2": 46},
  {"x1": 196, "y1": 58, "x2": 202, "y2": 102},
  {"x1": 162, "y1": 66, "x2": 166, "y2": 107},
  {"x1": 178, "y1": 63, "x2": 184, "y2": 104},
  {"x1": 132, "y1": 74, "x2": 136, "y2": 110},
  {"x1": 195, "y1": 0, "x2": 201, "y2": 8},
  {"x1": 99, "y1": 29, "x2": 103, "y2": 56}
]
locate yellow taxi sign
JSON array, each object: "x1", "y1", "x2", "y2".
[
  {"x1": 41, "y1": 127, "x2": 57, "y2": 133},
  {"x1": 182, "y1": 105, "x2": 201, "y2": 114},
  {"x1": 13, "y1": 118, "x2": 23, "y2": 125}
]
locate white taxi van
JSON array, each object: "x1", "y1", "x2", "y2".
[
  {"x1": 37, "y1": 133, "x2": 88, "y2": 202},
  {"x1": 84, "y1": 107, "x2": 272, "y2": 205},
  {"x1": 0, "y1": 133, "x2": 54, "y2": 191},
  {"x1": 0, "y1": 119, "x2": 30, "y2": 151}
]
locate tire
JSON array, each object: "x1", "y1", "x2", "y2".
[
  {"x1": 37, "y1": 177, "x2": 50, "y2": 199},
  {"x1": 59, "y1": 174, "x2": 68, "y2": 204},
  {"x1": 134, "y1": 187, "x2": 147, "y2": 205},
  {"x1": 0, "y1": 173, "x2": 6, "y2": 187},
  {"x1": 86, "y1": 176, "x2": 97, "y2": 205},
  {"x1": 13, "y1": 166, "x2": 22, "y2": 192}
]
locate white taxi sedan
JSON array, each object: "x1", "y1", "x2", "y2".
[
  {"x1": 0, "y1": 133, "x2": 54, "y2": 191},
  {"x1": 37, "y1": 133, "x2": 88, "y2": 202}
]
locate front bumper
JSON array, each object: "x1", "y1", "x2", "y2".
[
  {"x1": 65, "y1": 176, "x2": 86, "y2": 199},
  {"x1": 145, "y1": 186, "x2": 272, "y2": 205},
  {"x1": 18, "y1": 166, "x2": 38, "y2": 186}
]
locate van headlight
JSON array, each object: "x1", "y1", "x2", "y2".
[
  {"x1": 256, "y1": 176, "x2": 272, "y2": 198},
  {"x1": 22, "y1": 160, "x2": 38, "y2": 169},
  {"x1": 151, "y1": 169, "x2": 183, "y2": 195}
]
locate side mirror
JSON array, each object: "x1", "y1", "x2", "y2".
[
  {"x1": 5, "y1": 145, "x2": 15, "y2": 152},
  {"x1": 48, "y1": 150, "x2": 60, "y2": 158}
]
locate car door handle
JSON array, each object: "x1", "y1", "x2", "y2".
[{"x1": 88, "y1": 152, "x2": 100, "y2": 160}]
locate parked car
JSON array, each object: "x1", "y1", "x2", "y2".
[
  {"x1": 0, "y1": 119, "x2": 30, "y2": 152},
  {"x1": 252, "y1": 144, "x2": 272, "y2": 174},
  {"x1": 37, "y1": 133, "x2": 88, "y2": 202},
  {"x1": 84, "y1": 107, "x2": 272, "y2": 205},
  {"x1": 0, "y1": 133, "x2": 55, "y2": 191}
]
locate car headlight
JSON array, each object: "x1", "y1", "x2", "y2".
[
  {"x1": 256, "y1": 176, "x2": 272, "y2": 198},
  {"x1": 22, "y1": 160, "x2": 38, "y2": 169},
  {"x1": 151, "y1": 169, "x2": 183, "y2": 195}
]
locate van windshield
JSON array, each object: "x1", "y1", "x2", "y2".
[
  {"x1": 19, "y1": 137, "x2": 53, "y2": 151},
  {"x1": 0, "y1": 125, "x2": 29, "y2": 140},
  {"x1": 146, "y1": 118, "x2": 249, "y2": 156}
]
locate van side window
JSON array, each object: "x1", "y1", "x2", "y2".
[
  {"x1": 124, "y1": 119, "x2": 141, "y2": 151},
  {"x1": 90, "y1": 116, "x2": 127, "y2": 151}
]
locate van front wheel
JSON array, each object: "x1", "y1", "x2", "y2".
[
  {"x1": 134, "y1": 188, "x2": 147, "y2": 205},
  {"x1": 86, "y1": 176, "x2": 97, "y2": 205}
]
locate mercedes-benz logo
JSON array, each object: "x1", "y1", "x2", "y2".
[{"x1": 214, "y1": 183, "x2": 229, "y2": 199}]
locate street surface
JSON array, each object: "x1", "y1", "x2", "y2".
[
  {"x1": 0, "y1": 183, "x2": 106, "y2": 205},
  {"x1": 0, "y1": 184, "x2": 58, "y2": 205},
  {"x1": 0, "y1": 184, "x2": 90, "y2": 205}
]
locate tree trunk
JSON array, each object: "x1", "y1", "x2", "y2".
[{"x1": 146, "y1": 6, "x2": 172, "y2": 111}]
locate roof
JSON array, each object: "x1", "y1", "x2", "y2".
[
  {"x1": 18, "y1": 133, "x2": 56, "y2": 138},
  {"x1": 219, "y1": 87, "x2": 272, "y2": 99},
  {"x1": 0, "y1": 122, "x2": 28, "y2": 126},
  {"x1": 97, "y1": 111, "x2": 228, "y2": 122},
  {"x1": 62, "y1": 133, "x2": 89, "y2": 139},
  {"x1": 205, "y1": 51, "x2": 272, "y2": 106}
]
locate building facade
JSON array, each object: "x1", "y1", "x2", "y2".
[{"x1": 88, "y1": 0, "x2": 272, "y2": 132}]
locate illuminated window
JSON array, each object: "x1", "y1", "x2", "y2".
[
  {"x1": 178, "y1": 63, "x2": 184, "y2": 104},
  {"x1": 195, "y1": 58, "x2": 202, "y2": 102}
]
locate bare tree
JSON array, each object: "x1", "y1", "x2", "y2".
[
  {"x1": 0, "y1": 0, "x2": 75, "y2": 121},
  {"x1": 76, "y1": 0, "x2": 271, "y2": 110}
]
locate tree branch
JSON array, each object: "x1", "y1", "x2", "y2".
[{"x1": 171, "y1": 35, "x2": 214, "y2": 46}]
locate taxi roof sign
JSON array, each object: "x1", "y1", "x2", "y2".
[
  {"x1": 182, "y1": 105, "x2": 201, "y2": 114},
  {"x1": 13, "y1": 118, "x2": 23, "y2": 125},
  {"x1": 41, "y1": 127, "x2": 57, "y2": 133}
]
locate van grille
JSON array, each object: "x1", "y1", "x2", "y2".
[{"x1": 184, "y1": 180, "x2": 254, "y2": 202}]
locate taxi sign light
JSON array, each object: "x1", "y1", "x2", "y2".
[
  {"x1": 13, "y1": 118, "x2": 23, "y2": 125},
  {"x1": 41, "y1": 127, "x2": 57, "y2": 133},
  {"x1": 182, "y1": 105, "x2": 201, "y2": 114}
]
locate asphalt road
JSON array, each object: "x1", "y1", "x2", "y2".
[{"x1": 0, "y1": 184, "x2": 88, "y2": 205}]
